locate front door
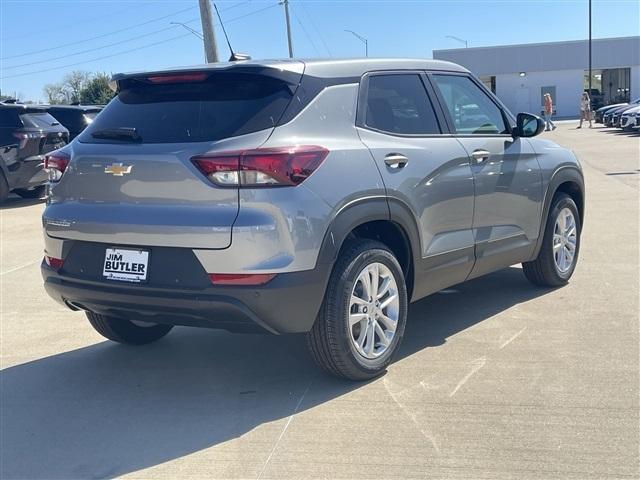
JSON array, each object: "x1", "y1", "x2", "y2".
[
  {"x1": 357, "y1": 72, "x2": 476, "y2": 299},
  {"x1": 430, "y1": 73, "x2": 543, "y2": 278}
]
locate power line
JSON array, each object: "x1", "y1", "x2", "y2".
[
  {"x1": 2, "y1": 1, "x2": 267, "y2": 71},
  {"x1": 290, "y1": 4, "x2": 321, "y2": 56},
  {"x1": 3, "y1": 25, "x2": 185, "y2": 70},
  {"x1": 0, "y1": 1, "x2": 252, "y2": 62},
  {"x1": 0, "y1": 5, "x2": 197, "y2": 60},
  {"x1": 0, "y1": 33, "x2": 194, "y2": 80},
  {"x1": 0, "y1": 3, "x2": 280, "y2": 80},
  {"x1": 299, "y1": 3, "x2": 332, "y2": 57},
  {"x1": 0, "y1": 6, "x2": 135, "y2": 42}
]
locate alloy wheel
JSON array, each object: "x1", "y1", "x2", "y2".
[
  {"x1": 348, "y1": 262, "x2": 400, "y2": 359},
  {"x1": 553, "y1": 207, "x2": 578, "y2": 274}
]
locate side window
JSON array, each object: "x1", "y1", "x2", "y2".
[
  {"x1": 0, "y1": 109, "x2": 22, "y2": 128},
  {"x1": 432, "y1": 75, "x2": 508, "y2": 135},
  {"x1": 365, "y1": 74, "x2": 440, "y2": 135},
  {"x1": 0, "y1": 110, "x2": 22, "y2": 147}
]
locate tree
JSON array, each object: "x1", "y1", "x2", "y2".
[
  {"x1": 43, "y1": 83, "x2": 70, "y2": 104},
  {"x1": 42, "y1": 70, "x2": 113, "y2": 105},
  {"x1": 79, "y1": 73, "x2": 114, "y2": 105},
  {"x1": 64, "y1": 71, "x2": 91, "y2": 103}
]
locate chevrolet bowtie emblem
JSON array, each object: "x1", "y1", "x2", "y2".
[{"x1": 104, "y1": 163, "x2": 132, "y2": 176}]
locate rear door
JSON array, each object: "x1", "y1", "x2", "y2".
[
  {"x1": 429, "y1": 73, "x2": 542, "y2": 278},
  {"x1": 45, "y1": 69, "x2": 301, "y2": 250},
  {"x1": 356, "y1": 72, "x2": 476, "y2": 298}
]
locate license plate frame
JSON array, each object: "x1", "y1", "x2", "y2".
[{"x1": 102, "y1": 247, "x2": 150, "y2": 283}]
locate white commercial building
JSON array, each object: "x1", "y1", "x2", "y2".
[{"x1": 433, "y1": 36, "x2": 640, "y2": 118}]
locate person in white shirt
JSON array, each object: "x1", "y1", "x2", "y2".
[{"x1": 578, "y1": 92, "x2": 592, "y2": 129}]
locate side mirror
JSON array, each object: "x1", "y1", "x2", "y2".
[{"x1": 515, "y1": 112, "x2": 545, "y2": 137}]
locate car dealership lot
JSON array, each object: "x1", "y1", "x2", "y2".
[{"x1": 1, "y1": 124, "x2": 638, "y2": 479}]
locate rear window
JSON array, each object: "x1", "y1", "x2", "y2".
[
  {"x1": 50, "y1": 110, "x2": 93, "y2": 131},
  {"x1": 80, "y1": 73, "x2": 294, "y2": 144},
  {"x1": 19, "y1": 112, "x2": 60, "y2": 129}
]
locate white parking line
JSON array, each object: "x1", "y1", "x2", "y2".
[
  {"x1": 384, "y1": 377, "x2": 441, "y2": 454},
  {"x1": 256, "y1": 381, "x2": 312, "y2": 480},
  {"x1": 500, "y1": 326, "x2": 527, "y2": 350},
  {"x1": 449, "y1": 357, "x2": 486, "y2": 397},
  {"x1": 0, "y1": 259, "x2": 39, "y2": 276}
]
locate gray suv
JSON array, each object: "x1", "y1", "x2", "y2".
[{"x1": 41, "y1": 59, "x2": 584, "y2": 380}]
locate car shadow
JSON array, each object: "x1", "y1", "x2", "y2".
[
  {"x1": 1, "y1": 267, "x2": 551, "y2": 479},
  {"x1": 0, "y1": 195, "x2": 45, "y2": 210},
  {"x1": 600, "y1": 129, "x2": 639, "y2": 136}
]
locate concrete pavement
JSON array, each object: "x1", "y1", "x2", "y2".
[{"x1": 1, "y1": 123, "x2": 638, "y2": 479}]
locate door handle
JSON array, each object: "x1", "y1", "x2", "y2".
[
  {"x1": 384, "y1": 153, "x2": 408, "y2": 169},
  {"x1": 471, "y1": 149, "x2": 491, "y2": 164}
]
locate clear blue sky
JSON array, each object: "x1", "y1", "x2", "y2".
[{"x1": 1, "y1": 0, "x2": 638, "y2": 101}]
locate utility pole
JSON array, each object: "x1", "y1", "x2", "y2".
[
  {"x1": 199, "y1": 0, "x2": 219, "y2": 63},
  {"x1": 588, "y1": 0, "x2": 592, "y2": 107},
  {"x1": 282, "y1": 0, "x2": 294, "y2": 58}
]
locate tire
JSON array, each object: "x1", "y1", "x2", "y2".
[
  {"x1": 523, "y1": 193, "x2": 581, "y2": 287},
  {"x1": 14, "y1": 185, "x2": 46, "y2": 199},
  {"x1": 0, "y1": 171, "x2": 8, "y2": 203},
  {"x1": 86, "y1": 311, "x2": 173, "y2": 345},
  {"x1": 307, "y1": 240, "x2": 408, "y2": 381}
]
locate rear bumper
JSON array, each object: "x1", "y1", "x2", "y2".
[
  {"x1": 42, "y1": 260, "x2": 331, "y2": 335},
  {"x1": 7, "y1": 156, "x2": 47, "y2": 190}
]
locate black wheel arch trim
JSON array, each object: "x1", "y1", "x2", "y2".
[
  {"x1": 316, "y1": 196, "x2": 390, "y2": 266},
  {"x1": 315, "y1": 195, "x2": 423, "y2": 299},
  {"x1": 530, "y1": 166, "x2": 585, "y2": 261}
]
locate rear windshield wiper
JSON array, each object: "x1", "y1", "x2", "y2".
[{"x1": 91, "y1": 127, "x2": 142, "y2": 142}]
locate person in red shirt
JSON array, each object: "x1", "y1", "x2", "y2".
[{"x1": 543, "y1": 93, "x2": 557, "y2": 131}]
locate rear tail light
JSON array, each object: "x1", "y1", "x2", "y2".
[
  {"x1": 44, "y1": 151, "x2": 70, "y2": 182},
  {"x1": 192, "y1": 146, "x2": 329, "y2": 187},
  {"x1": 13, "y1": 132, "x2": 45, "y2": 149},
  {"x1": 44, "y1": 256, "x2": 64, "y2": 271},
  {"x1": 208, "y1": 273, "x2": 276, "y2": 285}
]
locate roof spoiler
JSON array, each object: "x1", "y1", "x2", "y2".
[{"x1": 108, "y1": 63, "x2": 303, "y2": 93}]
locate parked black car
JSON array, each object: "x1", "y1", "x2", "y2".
[
  {"x1": 603, "y1": 105, "x2": 627, "y2": 127},
  {"x1": 584, "y1": 88, "x2": 604, "y2": 110},
  {"x1": 45, "y1": 105, "x2": 102, "y2": 141},
  {"x1": 0, "y1": 103, "x2": 69, "y2": 202},
  {"x1": 603, "y1": 99, "x2": 640, "y2": 127},
  {"x1": 595, "y1": 103, "x2": 627, "y2": 123}
]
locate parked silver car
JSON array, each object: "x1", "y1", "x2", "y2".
[
  {"x1": 620, "y1": 105, "x2": 640, "y2": 131},
  {"x1": 41, "y1": 59, "x2": 584, "y2": 380}
]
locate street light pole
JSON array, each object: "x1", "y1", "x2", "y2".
[
  {"x1": 345, "y1": 30, "x2": 368, "y2": 57},
  {"x1": 445, "y1": 35, "x2": 468, "y2": 48},
  {"x1": 170, "y1": 22, "x2": 204, "y2": 40},
  {"x1": 171, "y1": 22, "x2": 206, "y2": 62},
  {"x1": 588, "y1": 0, "x2": 592, "y2": 107}
]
